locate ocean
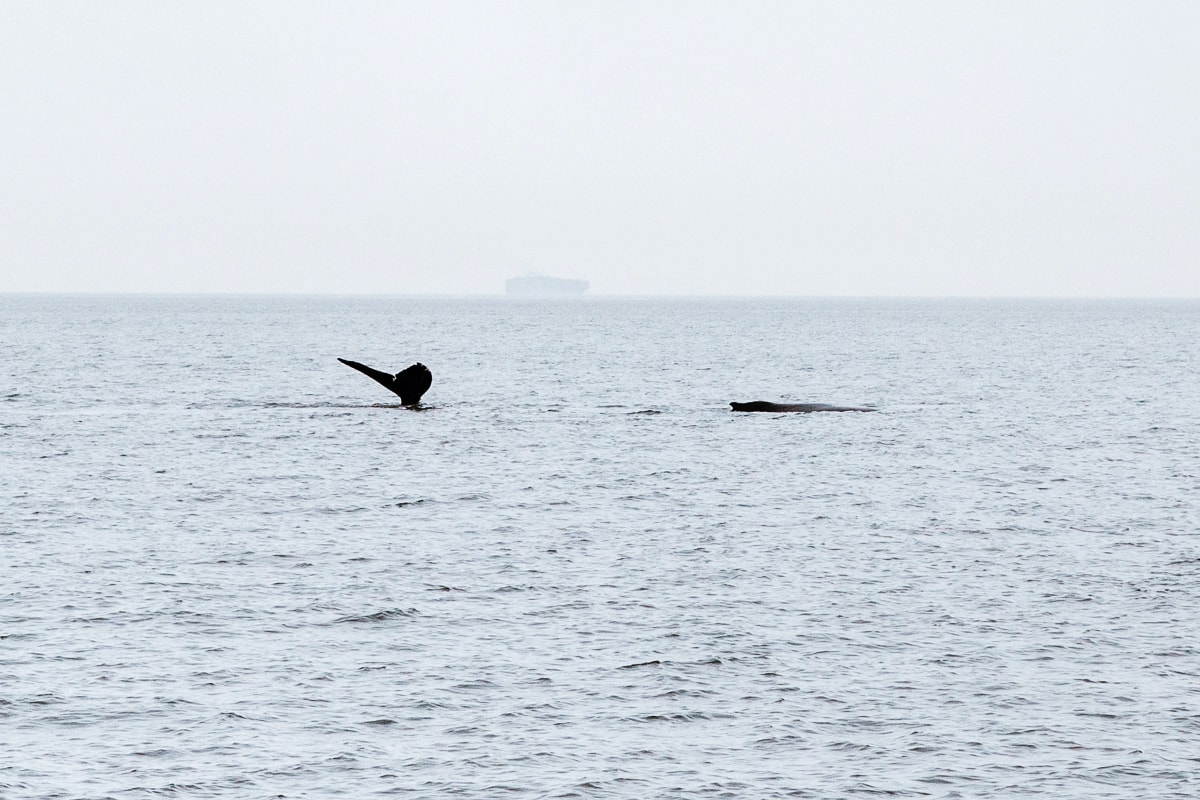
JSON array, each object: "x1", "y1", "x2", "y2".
[{"x1": 2, "y1": 294, "x2": 1198, "y2": 798}]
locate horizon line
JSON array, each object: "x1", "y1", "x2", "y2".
[{"x1": 1, "y1": 290, "x2": 1197, "y2": 301}]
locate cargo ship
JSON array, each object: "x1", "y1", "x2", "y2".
[{"x1": 505, "y1": 273, "x2": 589, "y2": 296}]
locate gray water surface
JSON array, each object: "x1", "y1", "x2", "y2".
[{"x1": 2, "y1": 296, "x2": 1198, "y2": 798}]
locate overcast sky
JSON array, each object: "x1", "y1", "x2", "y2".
[{"x1": 2, "y1": 1, "x2": 1197, "y2": 296}]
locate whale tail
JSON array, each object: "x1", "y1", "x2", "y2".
[
  {"x1": 339, "y1": 358, "x2": 432, "y2": 405},
  {"x1": 393, "y1": 363, "x2": 433, "y2": 405}
]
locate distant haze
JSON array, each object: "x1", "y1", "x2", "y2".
[{"x1": 2, "y1": 2, "x2": 1197, "y2": 296}]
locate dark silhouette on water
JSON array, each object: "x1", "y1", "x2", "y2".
[
  {"x1": 731, "y1": 401, "x2": 875, "y2": 413},
  {"x1": 338, "y1": 359, "x2": 432, "y2": 405}
]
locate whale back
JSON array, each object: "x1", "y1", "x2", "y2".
[{"x1": 730, "y1": 401, "x2": 874, "y2": 413}]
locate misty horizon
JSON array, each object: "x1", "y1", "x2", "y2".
[{"x1": 3, "y1": 2, "x2": 1198, "y2": 297}]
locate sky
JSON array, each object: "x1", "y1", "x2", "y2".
[{"x1": 2, "y1": 1, "x2": 1197, "y2": 296}]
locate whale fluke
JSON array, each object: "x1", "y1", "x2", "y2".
[
  {"x1": 731, "y1": 401, "x2": 875, "y2": 413},
  {"x1": 339, "y1": 358, "x2": 432, "y2": 405}
]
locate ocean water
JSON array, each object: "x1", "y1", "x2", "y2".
[{"x1": 1, "y1": 294, "x2": 1198, "y2": 799}]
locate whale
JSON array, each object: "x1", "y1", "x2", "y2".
[
  {"x1": 731, "y1": 401, "x2": 875, "y2": 413},
  {"x1": 338, "y1": 358, "x2": 431, "y2": 405}
]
